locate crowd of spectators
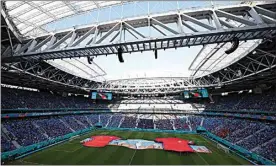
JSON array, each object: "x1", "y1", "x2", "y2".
[
  {"x1": 60, "y1": 116, "x2": 84, "y2": 131},
  {"x1": 99, "y1": 114, "x2": 112, "y2": 127},
  {"x1": 86, "y1": 114, "x2": 99, "y2": 125},
  {"x1": 137, "y1": 119, "x2": 154, "y2": 129},
  {"x1": 201, "y1": 117, "x2": 275, "y2": 161},
  {"x1": 1, "y1": 135, "x2": 16, "y2": 152},
  {"x1": 1, "y1": 114, "x2": 275, "y2": 162},
  {"x1": 189, "y1": 116, "x2": 202, "y2": 130},
  {"x1": 3, "y1": 119, "x2": 47, "y2": 147},
  {"x1": 120, "y1": 116, "x2": 137, "y2": 128},
  {"x1": 35, "y1": 117, "x2": 73, "y2": 138},
  {"x1": 236, "y1": 125, "x2": 276, "y2": 151},
  {"x1": 226, "y1": 122, "x2": 265, "y2": 143},
  {"x1": 254, "y1": 139, "x2": 276, "y2": 162},
  {"x1": 174, "y1": 117, "x2": 190, "y2": 131},
  {"x1": 74, "y1": 115, "x2": 91, "y2": 128},
  {"x1": 1, "y1": 88, "x2": 96, "y2": 109},
  {"x1": 1, "y1": 87, "x2": 275, "y2": 161},
  {"x1": 108, "y1": 115, "x2": 123, "y2": 128},
  {"x1": 155, "y1": 119, "x2": 173, "y2": 130},
  {"x1": 206, "y1": 91, "x2": 276, "y2": 112},
  {"x1": 2, "y1": 87, "x2": 276, "y2": 112}
]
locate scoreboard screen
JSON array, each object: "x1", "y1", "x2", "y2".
[
  {"x1": 184, "y1": 88, "x2": 209, "y2": 99},
  {"x1": 91, "y1": 91, "x2": 112, "y2": 100}
]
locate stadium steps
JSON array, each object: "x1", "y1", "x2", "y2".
[
  {"x1": 171, "y1": 118, "x2": 176, "y2": 130},
  {"x1": 1, "y1": 126, "x2": 21, "y2": 149},
  {"x1": 59, "y1": 119, "x2": 75, "y2": 132},
  {"x1": 200, "y1": 118, "x2": 204, "y2": 126},
  {"x1": 118, "y1": 116, "x2": 125, "y2": 128},
  {"x1": 85, "y1": 116, "x2": 93, "y2": 126},
  {"x1": 252, "y1": 137, "x2": 276, "y2": 152},
  {"x1": 73, "y1": 117, "x2": 86, "y2": 128},
  {"x1": 135, "y1": 116, "x2": 140, "y2": 129},
  {"x1": 228, "y1": 125, "x2": 252, "y2": 142},
  {"x1": 186, "y1": 118, "x2": 192, "y2": 131},
  {"x1": 32, "y1": 122, "x2": 50, "y2": 139},
  {"x1": 229, "y1": 128, "x2": 244, "y2": 136},
  {"x1": 105, "y1": 115, "x2": 113, "y2": 128},
  {"x1": 1, "y1": 131, "x2": 10, "y2": 141},
  {"x1": 153, "y1": 116, "x2": 156, "y2": 129},
  {"x1": 1, "y1": 124, "x2": 21, "y2": 149},
  {"x1": 1, "y1": 125, "x2": 12, "y2": 140},
  {"x1": 235, "y1": 126, "x2": 268, "y2": 144},
  {"x1": 12, "y1": 140, "x2": 21, "y2": 149},
  {"x1": 235, "y1": 95, "x2": 246, "y2": 108}
]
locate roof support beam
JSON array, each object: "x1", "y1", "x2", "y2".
[
  {"x1": 254, "y1": 6, "x2": 276, "y2": 19},
  {"x1": 96, "y1": 22, "x2": 121, "y2": 44},
  {"x1": 182, "y1": 20, "x2": 198, "y2": 32},
  {"x1": 49, "y1": 31, "x2": 74, "y2": 50},
  {"x1": 70, "y1": 27, "x2": 95, "y2": 47},
  {"x1": 124, "y1": 22, "x2": 146, "y2": 38},
  {"x1": 151, "y1": 17, "x2": 179, "y2": 35},
  {"x1": 218, "y1": 18, "x2": 236, "y2": 28},
  {"x1": 181, "y1": 13, "x2": 216, "y2": 30},
  {"x1": 215, "y1": 10, "x2": 257, "y2": 26}
]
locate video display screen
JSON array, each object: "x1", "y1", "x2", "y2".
[
  {"x1": 91, "y1": 92, "x2": 112, "y2": 100},
  {"x1": 184, "y1": 88, "x2": 209, "y2": 99}
]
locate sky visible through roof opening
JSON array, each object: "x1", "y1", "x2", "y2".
[{"x1": 39, "y1": 1, "x2": 243, "y2": 81}]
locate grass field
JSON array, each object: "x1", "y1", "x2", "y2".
[{"x1": 9, "y1": 130, "x2": 251, "y2": 165}]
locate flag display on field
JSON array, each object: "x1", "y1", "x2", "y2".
[
  {"x1": 81, "y1": 135, "x2": 211, "y2": 154},
  {"x1": 190, "y1": 145, "x2": 212, "y2": 153},
  {"x1": 109, "y1": 139, "x2": 163, "y2": 150}
]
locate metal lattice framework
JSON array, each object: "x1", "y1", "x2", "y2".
[
  {"x1": 97, "y1": 38, "x2": 276, "y2": 94},
  {"x1": 2, "y1": 2, "x2": 276, "y2": 63},
  {"x1": 1, "y1": 58, "x2": 100, "y2": 91},
  {"x1": 2, "y1": 1, "x2": 129, "y2": 37},
  {"x1": 98, "y1": 77, "x2": 204, "y2": 94},
  {"x1": 196, "y1": 43, "x2": 276, "y2": 86}
]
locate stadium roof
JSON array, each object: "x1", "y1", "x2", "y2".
[
  {"x1": 3, "y1": 1, "x2": 128, "y2": 37},
  {"x1": 2, "y1": 1, "x2": 275, "y2": 93}
]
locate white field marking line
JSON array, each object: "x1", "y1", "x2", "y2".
[
  {"x1": 67, "y1": 142, "x2": 76, "y2": 144},
  {"x1": 52, "y1": 145, "x2": 83, "y2": 153},
  {"x1": 52, "y1": 149, "x2": 74, "y2": 153},
  {"x1": 71, "y1": 146, "x2": 83, "y2": 152},
  {"x1": 129, "y1": 149, "x2": 137, "y2": 165},
  {"x1": 195, "y1": 151, "x2": 209, "y2": 165},
  {"x1": 21, "y1": 160, "x2": 40, "y2": 165},
  {"x1": 194, "y1": 141, "x2": 208, "y2": 143}
]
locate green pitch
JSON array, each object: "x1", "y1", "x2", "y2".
[{"x1": 9, "y1": 130, "x2": 251, "y2": 165}]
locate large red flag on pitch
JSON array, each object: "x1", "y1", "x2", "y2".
[
  {"x1": 83, "y1": 135, "x2": 121, "y2": 147},
  {"x1": 155, "y1": 137, "x2": 194, "y2": 152}
]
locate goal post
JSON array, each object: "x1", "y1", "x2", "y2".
[{"x1": 217, "y1": 143, "x2": 230, "y2": 153}]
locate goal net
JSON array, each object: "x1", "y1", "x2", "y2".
[{"x1": 217, "y1": 143, "x2": 230, "y2": 153}]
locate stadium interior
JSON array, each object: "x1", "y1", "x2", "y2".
[{"x1": 1, "y1": 0, "x2": 276, "y2": 165}]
